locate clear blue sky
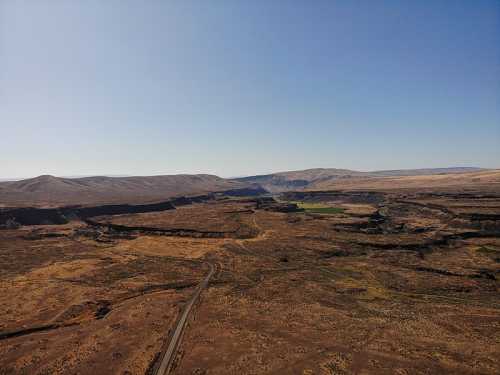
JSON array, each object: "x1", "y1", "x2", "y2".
[{"x1": 1, "y1": 1, "x2": 499, "y2": 178}]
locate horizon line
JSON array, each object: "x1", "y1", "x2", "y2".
[{"x1": 0, "y1": 166, "x2": 494, "y2": 182}]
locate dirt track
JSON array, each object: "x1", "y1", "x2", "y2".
[
  {"x1": 1, "y1": 192, "x2": 499, "y2": 374},
  {"x1": 152, "y1": 262, "x2": 216, "y2": 375}
]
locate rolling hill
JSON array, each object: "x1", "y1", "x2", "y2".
[
  {"x1": 0, "y1": 174, "x2": 249, "y2": 207},
  {"x1": 234, "y1": 167, "x2": 487, "y2": 192},
  {"x1": 1, "y1": 167, "x2": 497, "y2": 207},
  {"x1": 307, "y1": 169, "x2": 500, "y2": 191}
]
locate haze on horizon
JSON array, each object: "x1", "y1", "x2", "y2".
[{"x1": 1, "y1": 0, "x2": 499, "y2": 179}]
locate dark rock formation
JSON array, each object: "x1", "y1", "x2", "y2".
[
  {"x1": 254, "y1": 197, "x2": 301, "y2": 213},
  {"x1": 0, "y1": 194, "x2": 216, "y2": 227},
  {"x1": 219, "y1": 186, "x2": 268, "y2": 197},
  {"x1": 73, "y1": 201, "x2": 175, "y2": 218},
  {"x1": 280, "y1": 190, "x2": 386, "y2": 204},
  {"x1": 0, "y1": 207, "x2": 69, "y2": 226}
]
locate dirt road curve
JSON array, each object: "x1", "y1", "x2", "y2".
[{"x1": 153, "y1": 262, "x2": 215, "y2": 375}]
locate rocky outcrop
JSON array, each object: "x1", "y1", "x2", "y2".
[
  {"x1": 0, "y1": 194, "x2": 216, "y2": 227},
  {"x1": 0, "y1": 207, "x2": 70, "y2": 226},
  {"x1": 74, "y1": 201, "x2": 175, "y2": 218},
  {"x1": 254, "y1": 197, "x2": 301, "y2": 212},
  {"x1": 280, "y1": 190, "x2": 387, "y2": 204},
  {"x1": 219, "y1": 186, "x2": 268, "y2": 197},
  {"x1": 0, "y1": 189, "x2": 276, "y2": 227},
  {"x1": 84, "y1": 219, "x2": 234, "y2": 238}
]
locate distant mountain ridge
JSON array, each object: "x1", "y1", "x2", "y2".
[
  {"x1": 234, "y1": 167, "x2": 487, "y2": 192},
  {"x1": 0, "y1": 174, "x2": 248, "y2": 207},
  {"x1": 369, "y1": 167, "x2": 485, "y2": 176},
  {"x1": 0, "y1": 167, "x2": 493, "y2": 207}
]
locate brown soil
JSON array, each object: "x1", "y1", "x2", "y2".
[{"x1": 1, "y1": 189, "x2": 499, "y2": 374}]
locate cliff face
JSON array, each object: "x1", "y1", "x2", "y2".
[
  {"x1": 280, "y1": 190, "x2": 387, "y2": 204},
  {"x1": 0, "y1": 195, "x2": 213, "y2": 227},
  {"x1": 0, "y1": 187, "x2": 271, "y2": 227},
  {"x1": 233, "y1": 167, "x2": 489, "y2": 193}
]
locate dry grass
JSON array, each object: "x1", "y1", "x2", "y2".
[{"x1": 1, "y1": 191, "x2": 500, "y2": 374}]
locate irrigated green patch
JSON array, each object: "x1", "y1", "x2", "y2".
[{"x1": 293, "y1": 202, "x2": 345, "y2": 215}]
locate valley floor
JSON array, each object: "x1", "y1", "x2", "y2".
[{"x1": 0, "y1": 189, "x2": 499, "y2": 374}]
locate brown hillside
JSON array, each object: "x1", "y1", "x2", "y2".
[
  {"x1": 308, "y1": 169, "x2": 500, "y2": 192},
  {"x1": 0, "y1": 174, "x2": 247, "y2": 207}
]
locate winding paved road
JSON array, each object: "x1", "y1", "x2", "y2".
[{"x1": 153, "y1": 262, "x2": 215, "y2": 375}]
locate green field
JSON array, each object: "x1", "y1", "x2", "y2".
[{"x1": 294, "y1": 202, "x2": 345, "y2": 214}]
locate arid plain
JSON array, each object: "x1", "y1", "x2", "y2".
[{"x1": 1, "y1": 169, "x2": 499, "y2": 374}]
